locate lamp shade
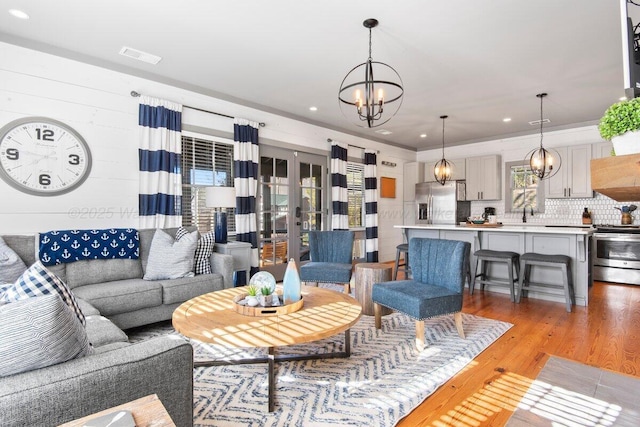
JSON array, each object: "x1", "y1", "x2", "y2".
[{"x1": 205, "y1": 186, "x2": 236, "y2": 208}]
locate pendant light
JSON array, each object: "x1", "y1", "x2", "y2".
[
  {"x1": 434, "y1": 115, "x2": 453, "y2": 185},
  {"x1": 338, "y1": 18, "x2": 404, "y2": 128},
  {"x1": 527, "y1": 93, "x2": 561, "y2": 179}
]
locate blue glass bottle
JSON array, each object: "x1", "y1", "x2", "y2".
[{"x1": 283, "y1": 258, "x2": 302, "y2": 304}]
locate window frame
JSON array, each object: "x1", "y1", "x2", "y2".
[
  {"x1": 504, "y1": 160, "x2": 546, "y2": 213},
  {"x1": 180, "y1": 131, "x2": 236, "y2": 234}
]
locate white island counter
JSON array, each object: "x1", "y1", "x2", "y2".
[{"x1": 396, "y1": 224, "x2": 593, "y2": 306}]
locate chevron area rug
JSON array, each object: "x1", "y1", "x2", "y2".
[{"x1": 128, "y1": 310, "x2": 511, "y2": 426}]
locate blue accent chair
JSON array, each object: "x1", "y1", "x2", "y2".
[
  {"x1": 300, "y1": 231, "x2": 355, "y2": 293},
  {"x1": 372, "y1": 238, "x2": 470, "y2": 350}
]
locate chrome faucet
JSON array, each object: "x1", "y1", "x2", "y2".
[{"x1": 522, "y1": 204, "x2": 534, "y2": 223}]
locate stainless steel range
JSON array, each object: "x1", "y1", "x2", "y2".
[{"x1": 593, "y1": 225, "x2": 640, "y2": 285}]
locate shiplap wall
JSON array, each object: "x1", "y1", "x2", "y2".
[{"x1": 0, "y1": 42, "x2": 415, "y2": 262}]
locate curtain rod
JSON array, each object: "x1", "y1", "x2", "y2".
[
  {"x1": 326, "y1": 138, "x2": 379, "y2": 153},
  {"x1": 130, "y1": 91, "x2": 265, "y2": 127}
]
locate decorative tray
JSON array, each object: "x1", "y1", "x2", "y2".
[{"x1": 232, "y1": 294, "x2": 304, "y2": 317}]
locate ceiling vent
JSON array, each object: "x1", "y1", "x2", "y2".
[
  {"x1": 528, "y1": 118, "x2": 551, "y2": 126},
  {"x1": 375, "y1": 129, "x2": 393, "y2": 135},
  {"x1": 118, "y1": 47, "x2": 162, "y2": 65}
]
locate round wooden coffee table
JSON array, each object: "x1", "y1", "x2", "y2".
[{"x1": 173, "y1": 285, "x2": 362, "y2": 411}]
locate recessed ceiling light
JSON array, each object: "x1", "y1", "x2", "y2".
[
  {"x1": 503, "y1": 117, "x2": 512, "y2": 122},
  {"x1": 420, "y1": 134, "x2": 427, "y2": 138},
  {"x1": 375, "y1": 129, "x2": 392, "y2": 135},
  {"x1": 9, "y1": 9, "x2": 29, "y2": 19},
  {"x1": 309, "y1": 106, "x2": 318, "y2": 112}
]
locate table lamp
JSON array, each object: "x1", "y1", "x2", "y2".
[{"x1": 205, "y1": 186, "x2": 236, "y2": 243}]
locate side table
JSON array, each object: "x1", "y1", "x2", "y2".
[
  {"x1": 214, "y1": 240, "x2": 252, "y2": 285},
  {"x1": 58, "y1": 394, "x2": 175, "y2": 427},
  {"x1": 354, "y1": 263, "x2": 394, "y2": 316}
]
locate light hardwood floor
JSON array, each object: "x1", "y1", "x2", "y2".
[{"x1": 396, "y1": 280, "x2": 640, "y2": 427}]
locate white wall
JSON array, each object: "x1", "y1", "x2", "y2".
[{"x1": 0, "y1": 42, "x2": 415, "y2": 262}]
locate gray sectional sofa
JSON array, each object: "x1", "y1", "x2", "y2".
[{"x1": 0, "y1": 227, "x2": 235, "y2": 427}]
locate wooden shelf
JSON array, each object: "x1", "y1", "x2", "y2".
[{"x1": 590, "y1": 153, "x2": 640, "y2": 201}]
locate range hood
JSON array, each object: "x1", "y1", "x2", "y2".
[{"x1": 590, "y1": 153, "x2": 640, "y2": 201}]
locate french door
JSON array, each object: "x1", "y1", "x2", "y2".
[{"x1": 258, "y1": 146, "x2": 327, "y2": 280}]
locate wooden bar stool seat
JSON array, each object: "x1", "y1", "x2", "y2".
[
  {"x1": 471, "y1": 249, "x2": 520, "y2": 302},
  {"x1": 517, "y1": 253, "x2": 574, "y2": 312},
  {"x1": 394, "y1": 243, "x2": 410, "y2": 280}
]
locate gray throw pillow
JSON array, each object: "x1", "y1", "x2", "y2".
[
  {"x1": 143, "y1": 229, "x2": 198, "y2": 280},
  {"x1": 0, "y1": 294, "x2": 92, "y2": 377},
  {"x1": 0, "y1": 236, "x2": 27, "y2": 283}
]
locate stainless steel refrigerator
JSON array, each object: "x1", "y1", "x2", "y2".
[{"x1": 415, "y1": 181, "x2": 470, "y2": 225}]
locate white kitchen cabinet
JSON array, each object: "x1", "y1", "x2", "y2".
[
  {"x1": 403, "y1": 161, "x2": 424, "y2": 201},
  {"x1": 545, "y1": 144, "x2": 593, "y2": 198},
  {"x1": 593, "y1": 141, "x2": 613, "y2": 159},
  {"x1": 424, "y1": 158, "x2": 466, "y2": 182},
  {"x1": 465, "y1": 155, "x2": 501, "y2": 200}
]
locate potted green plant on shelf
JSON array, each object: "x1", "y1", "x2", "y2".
[{"x1": 599, "y1": 97, "x2": 640, "y2": 155}]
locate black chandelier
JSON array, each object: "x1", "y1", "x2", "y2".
[
  {"x1": 527, "y1": 93, "x2": 561, "y2": 180},
  {"x1": 338, "y1": 18, "x2": 404, "y2": 128},
  {"x1": 434, "y1": 115, "x2": 453, "y2": 185}
]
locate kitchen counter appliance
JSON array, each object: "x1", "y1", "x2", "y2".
[
  {"x1": 593, "y1": 224, "x2": 640, "y2": 285},
  {"x1": 416, "y1": 181, "x2": 470, "y2": 225}
]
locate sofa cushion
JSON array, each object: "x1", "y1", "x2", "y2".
[
  {"x1": 85, "y1": 315, "x2": 129, "y2": 348},
  {"x1": 0, "y1": 261, "x2": 85, "y2": 325},
  {"x1": 0, "y1": 237, "x2": 27, "y2": 283},
  {"x1": 71, "y1": 279, "x2": 163, "y2": 316},
  {"x1": 0, "y1": 294, "x2": 92, "y2": 377},
  {"x1": 138, "y1": 227, "x2": 190, "y2": 273},
  {"x1": 160, "y1": 273, "x2": 222, "y2": 305},
  {"x1": 65, "y1": 259, "x2": 143, "y2": 289},
  {"x1": 143, "y1": 229, "x2": 198, "y2": 280},
  {"x1": 76, "y1": 298, "x2": 100, "y2": 316}
]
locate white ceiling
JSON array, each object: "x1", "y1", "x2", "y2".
[{"x1": 0, "y1": 0, "x2": 630, "y2": 151}]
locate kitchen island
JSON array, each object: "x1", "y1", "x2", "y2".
[{"x1": 396, "y1": 224, "x2": 593, "y2": 306}]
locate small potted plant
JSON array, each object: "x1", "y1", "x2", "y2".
[
  {"x1": 245, "y1": 285, "x2": 259, "y2": 307},
  {"x1": 259, "y1": 286, "x2": 274, "y2": 307},
  {"x1": 599, "y1": 97, "x2": 640, "y2": 155}
]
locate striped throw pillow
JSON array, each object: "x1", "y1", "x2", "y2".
[
  {"x1": 0, "y1": 294, "x2": 92, "y2": 377},
  {"x1": 0, "y1": 261, "x2": 86, "y2": 325}
]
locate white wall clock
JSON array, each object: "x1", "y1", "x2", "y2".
[{"x1": 0, "y1": 117, "x2": 92, "y2": 196}]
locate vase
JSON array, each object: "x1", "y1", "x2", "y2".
[
  {"x1": 283, "y1": 258, "x2": 302, "y2": 304},
  {"x1": 246, "y1": 296, "x2": 259, "y2": 307},
  {"x1": 612, "y1": 130, "x2": 640, "y2": 155}
]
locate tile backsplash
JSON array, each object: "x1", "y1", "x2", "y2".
[{"x1": 470, "y1": 193, "x2": 640, "y2": 226}]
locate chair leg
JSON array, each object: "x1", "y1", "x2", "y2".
[
  {"x1": 507, "y1": 259, "x2": 515, "y2": 303},
  {"x1": 394, "y1": 249, "x2": 400, "y2": 280},
  {"x1": 454, "y1": 312, "x2": 465, "y2": 339},
  {"x1": 374, "y1": 303, "x2": 382, "y2": 329},
  {"x1": 470, "y1": 256, "x2": 480, "y2": 295},
  {"x1": 415, "y1": 320, "x2": 425, "y2": 351},
  {"x1": 343, "y1": 282, "x2": 350, "y2": 294}
]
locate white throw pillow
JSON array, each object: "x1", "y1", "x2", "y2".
[
  {"x1": 143, "y1": 229, "x2": 198, "y2": 280},
  {"x1": 0, "y1": 236, "x2": 27, "y2": 283}
]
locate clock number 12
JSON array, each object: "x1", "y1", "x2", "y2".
[{"x1": 35, "y1": 128, "x2": 55, "y2": 142}]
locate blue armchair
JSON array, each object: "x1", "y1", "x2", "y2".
[
  {"x1": 372, "y1": 238, "x2": 470, "y2": 350},
  {"x1": 299, "y1": 231, "x2": 355, "y2": 293}
]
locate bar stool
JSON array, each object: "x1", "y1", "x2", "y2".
[
  {"x1": 471, "y1": 249, "x2": 520, "y2": 302},
  {"x1": 394, "y1": 243, "x2": 409, "y2": 280},
  {"x1": 517, "y1": 253, "x2": 574, "y2": 312}
]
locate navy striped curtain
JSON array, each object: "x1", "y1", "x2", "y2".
[
  {"x1": 138, "y1": 96, "x2": 183, "y2": 228},
  {"x1": 331, "y1": 142, "x2": 349, "y2": 230},
  {"x1": 364, "y1": 150, "x2": 379, "y2": 262},
  {"x1": 233, "y1": 119, "x2": 259, "y2": 277}
]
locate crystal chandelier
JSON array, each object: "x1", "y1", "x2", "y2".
[
  {"x1": 527, "y1": 93, "x2": 561, "y2": 179},
  {"x1": 338, "y1": 18, "x2": 404, "y2": 128},
  {"x1": 434, "y1": 115, "x2": 453, "y2": 185}
]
